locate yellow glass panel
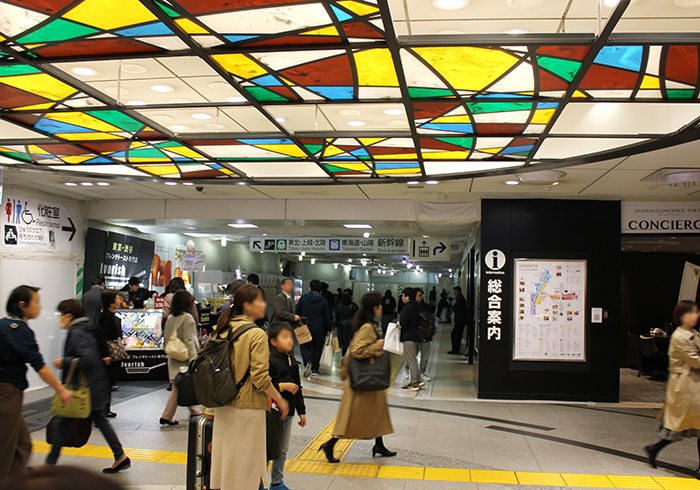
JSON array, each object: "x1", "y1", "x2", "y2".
[
  {"x1": 220, "y1": 168, "x2": 234, "y2": 175},
  {"x1": 257, "y1": 144, "x2": 307, "y2": 158},
  {"x1": 432, "y1": 115, "x2": 472, "y2": 124},
  {"x1": 27, "y1": 145, "x2": 50, "y2": 155},
  {"x1": 354, "y1": 49, "x2": 398, "y2": 87},
  {"x1": 572, "y1": 90, "x2": 587, "y2": 98},
  {"x1": 23, "y1": 44, "x2": 45, "y2": 49},
  {"x1": 130, "y1": 157, "x2": 172, "y2": 162},
  {"x1": 373, "y1": 152, "x2": 419, "y2": 160},
  {"x1": 166, "y1": 146, "x2": 204, "y2": 159},
  {"x1": 479, "y1": 148, "x2": 502, "y2": 154},
  {"x1": 0, "y1": 147, "x2": 18, "y2": 153},
  {"x1": 137, "y1": 165, "x2": 179, "y2": 175},
  {"x1": 301, "y1": 26, "x2": 339, "y2": 36},
  {"x1": 530, "y1": 108, "x2": 555, "y2": 125},
  {"x1": 212, "y1": 54, "x2": 268, "y2": 79},
  {"x1": 62, "y1": 156, "x2": 93, "y2": 164},
  {"x1": 175, "y1": 18, "x2": 208, "y2": 34},
  {"x1": 358, "y1": 138, "x2": 385, "y2": 145},
  {"x1": 56, "y1": 133, "x2": 124, "y2": 140},
  {"x1": 337, "y1": 1, "x2": 379, "y2": 16},
  {"x1": 64, "y1": 0, "x2": 158, "y2": 30},
  {"x1": 46, "y1": 112, "x2": 120, "y2": 132},
  {"x1": 376, "y1": 167, "x2": 420, "y2": 174},
  {"x1": 14, "y1": 102, "x2": 55, "y2": 110},
  {"x1": 640, "y1": 75, "x2": 660, "y2": 89},
  {"x1": 414, "y1": 47, "x2": 518, "y2": 91},
  {"x1": 422, "y1": 151, "x2": 471, "y2": 160},
  {"x1": 281, "y1": 77, "x2": 296, "y2": 86},
  {"x1": 324, "y1": 146, "x2": 346, "y2": 157},
  {"x1": 130, "y1": 141, "x2": 146, "y2": 149},
  {"x1": 0, "y1": 74, "x2": 77, "y2": 101}
]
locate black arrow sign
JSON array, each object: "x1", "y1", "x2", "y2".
[
  {"x1": 253, "y1": 240, "x2": 262, "y2": 249},
  {"x1": 61, "y1": 217, "x2": 76, "y2": 241},
  {"x1": 433, "y1": 242, "x2": 447, "y2": 255}
]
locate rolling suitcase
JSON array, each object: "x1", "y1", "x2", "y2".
[{"x1": 187, "y1": 415, "x2": 213, "y2": 490}]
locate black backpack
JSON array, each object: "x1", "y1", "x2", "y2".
[
  {"x1": 192, "y1": 323, "x2": 256, "y2": 408},
  {"x1": 416, "y1": 311, "x2": 436, "y2": 343}
]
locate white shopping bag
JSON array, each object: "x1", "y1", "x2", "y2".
[
  {"x1": 320, "y1": 336, "x2": 334, "y2": 368},
  {"x1": 383, "y1": 322, "x2": 403, "y2": 355}
]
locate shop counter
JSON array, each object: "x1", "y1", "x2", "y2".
[{"x1": 115, "y1": 308, "x2": 168, "y2": 381}]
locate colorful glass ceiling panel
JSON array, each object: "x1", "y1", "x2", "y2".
[{"x1": 0, "y1": 0, "x2": 699, "y2": 183}]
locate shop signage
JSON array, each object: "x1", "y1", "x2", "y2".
[
  {"x1": 409, "y1": 237, "x2": 450, "y2": 261},
  {"x1": 249, "y1": 236, "x2": 410, "y2": 255},
  {"x1": 621, "y1": 201, "x2": 700, "y2": 234},
  {"x1": 484, "y1": 249, "x2": 507, "y2": 341},
  {"x1": 2, "y1": 195, "x2": 81, "y2": 252},
  {"x1": 182, "y1": 253, "x2": 206, "y2": 272},
  {"x1": 84, "y1": 228, "x2": 155, "y2": 290}
]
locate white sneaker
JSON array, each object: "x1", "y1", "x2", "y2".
[
  {"x1": 421, "y1": 375, "x2": 432, "y2": 382},
  {"x1": 417, "y1": 380, "x2": 426, "y2": 387}
]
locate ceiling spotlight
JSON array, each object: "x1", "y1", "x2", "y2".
[
  {"x1": 518, "y1": 170, "x2": 566, "y2": 186},
  {"x1": 383, "y1": 109, "x2": 404, "y2": 116},
  {"x1": 64, "y1": 182, "x2": 77, "y2": 186},
  {"x1": 382, "y1": 269, "x2": 387, "y2": 275},
  {"x1": 334, "y1": 264, "x2": 338, "y2": 269},
  {"x1": 150, "y1": 84, "x2": 174, "y2": 93},
  {"x1": 438, "y1": 273, "x2": 443, "y2": 278},
  {"x1": 96, "y1": 182, "x2": 110, "y2": 186},
  {"x1": 164, "y1": 181, "x2": 177, "y2": 186},
  {"x1": 552, "y1": 181, "x2": 560, "y2": 186},
  {"x1": 221, "y1": 236, "x2": 227, "y2": 247},
  {"x1": 344, "y1": 265, "x2": 352, "y2": 273},
  {"x1": 228, "y1": 223, "x2": 258, "y2": 229},
  {"x1": 298, "y1": 255, "x2": 303, "y2": 261},
  {"x1": 183, "y1": 182, "x2": 194, "y2": 186},
  {"x1": 310, "y1": 258, "x2": 316, "y2": 265},
  {"x1": 505, "y1": 180, "x2": 520, "y2": 185},
  {"x1": 506, "y1": 0, "x2": 543, "y2": 8},
  {"x1": 208, "y1": 81, "x2": 232, "y2": 91},
  {"x1": 401, "y1": 258, "x2": 407, "y2": 264},
  {"x1": 192, "y1": 113, "x2": 212, "y2": 120},
  {"x1": 301, "y1": 251, "x2": 306, "y2": 256},
  {"x1": 407, "y1": 181, "x2": 419, "y2": 185},
  {"x1": 426, "y1": 180, "x2": 439, "y2": 185},
  {"x1": 603, "y1": 0, "x2": 619, "y2": 6},
  {"x1": 363, "y1": 232, "x2": 370, "y2": 238},
  {"x1": 505, "y1": 29, "x2": 530, "y2": 34},
  {"x1": 121, "y1": 63, "x2": 147, "y2": 74},
  {"x1": 377, "y1": 268, "x2": 382, "y2": 274},
  {"x1": 432, "y1": 0, "x2": 467, "y2": 9},
  {"x1": 390, "y1": 271, "x2": 395, "y2": 276},
  {"x1": 344, "y1": 224, "x2": 372, "y2": 229},
  {"x1": 127, "y1": 100, "x2": 147, "y2": 106},
  {"x1": 346, "y1": 120, "x2": 366, "y2": 127},
  {"x1": 227, "y1": 96, "x2": 246, "y2": 103},
  {"x1": 339, "y1": 109, "x2": 362, "y2": 116},
  {"x1": 363, "y1": 253, "x2": 367, "y2": 257},
  {"x1": 275, "y1": 117, "x2": 286, "y2": 123},
  {"x1": 448, "y1": 268, "x2": 453, "y2": 272},
  {"x1": 80, "y1": 182, "x2": 93, "y2": 186},
  {"x1": 71, "y1": 67, "x2": 96, "y2": 76},
  {"x1": 170, "y1": 125, "x2": 188, "y2": 131}
]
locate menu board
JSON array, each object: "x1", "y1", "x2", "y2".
[{"x1": 513, "y1": 259, "x2": 587, "y2": 362}]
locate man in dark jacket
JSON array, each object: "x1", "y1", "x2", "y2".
[
  {"x1": 82, "y1": 274, "x2": 105, "y2": 327},
  {"x1": 449, "y1": 286, "x2": 469, "y2": 355},
  {"x1": 399, "y1": 288, "x2": 421, "y2": 392},
  {"x1": 99, "y1": 290, "x2": 123, "y2": 417},
  {"x1": 120, "y1": 277, "x2": 155, "y2": 309},
  {"x1": 295, "y1": 279, "x2": 331, "y2": 377},
  {"x1": 320, "y1": 282, "x2": 335, "y2": 320}
]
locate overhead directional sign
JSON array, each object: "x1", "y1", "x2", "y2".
[
  {"x1": 2, "y1": 195, "x2": 81, "y2": 252},
  {"x1": 249, "y1": 237, "x2": 410, "y2": 255},
  {"x1": 410, "y1": 237, "x2": 450, "y2": 261}
]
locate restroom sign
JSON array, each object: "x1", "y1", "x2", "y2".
[
  {"x1": 409, "y1": 237, "x2": 450, "y2": 261},
  {"x1": 485, "y1": 249, "x2": 506, "y2": 271}
]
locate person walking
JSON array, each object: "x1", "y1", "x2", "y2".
[
  {"x1": 645, "y1": 300, "x2": 700, "y2": 476},
  {"x1": 82, "y1": 274, "x2": 105, "y2": 326},
  {"x1": 160, "y1": 290, "x2": 200, "y2": 425},
  {"x1": 99, "y1": 290, "x2": 123, "y2": 417},
  {"x1": 272, "y1": 278, "x2": 300, "y2": 327},
  {"x1": 429, "y1": 286, "x2": 437, "y2": 308},
  {"x1": 448, "y1": 286, "x2": 468, "y2": 355},
  {"x1": 415, "y1": 289, "x2": 433, "y2": 383},
  {"x1": 46, "y1": 299, "x2": 130, "y2": 473},
  {"x1": 295, "y1": 280, "x2": 331, "y2": 377},
  {"x1": 210, "y1": 284, "x2": 288, "y2": 490},
  {"x1": 320, "y1": 291, "x2": 395, "y2": 463},
  {"x1": 381, "y1": 290, "x2": 396, "y2": 334},
  {"x1": 0, "y1": 286, "x2": 72, "y2": 479},
  {"x1": 162, "y1": 277, "x2": 199, "y2": 325},
  {"x1": 399, "y1": 288, "x2": 421, "y2": 392},
  {"x1": 321, "y1": 282, "x2": 336, "y2": 320},
  {"x1": 334, "y1": 289, "x2": 358, "y2": 357}
]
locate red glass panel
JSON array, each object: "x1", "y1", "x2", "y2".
[
  {"x1": 535, "y1": 46, "x2": 590, "y2": 61},
  {"x1": 0, "y1": 84, "x2": 49, "y2": 109},
  {"x1": 3, "y1": 0, "x2": 74, "y2": 14},
  {"x1": 412, "y1": 102, "x2": 460, "y2": 119},
  {"x1": 510, "y1": 137, "x2": 537, "y2": 147},
  {"x1": 280, "y1": 54, "x2": 352, "y2": 86},
  {"x1": 579, "y1": 65, "x2": 638, "y2": 90},
  {"x1": 182, "y1": 169, "x2": 226, "y2": 178},
  {"x1": 419, "y1": 138, "x2": 469, "y2": 151},
  {"x1": 184, "y1": 139, "x2": 242, "y2": 145},
  {"x1": 4, "y1": 113, "x2": 41, "y2": 126},
  {"x1": 266, "y1": 86, "x2": 300, "y2": 100},
  {"x1": 342, "y1": 21, "x2": 385, "y2": 39},
  {"x1": 175, "y1": 0, "x2": 311, "y2": 15},
  {"x1": 243, "y1": 35, "x2": 342, "y2": 47},
  {"x1": 366, "y1": 146, "x2": 415, "y2": 156},
  {"x1": 81, "y1": 141, "x2": 131, "y2": 153},
  {"x1": 539, "y1": 69, "x2": 569, "y2": 91},
  {"x1": 476, "y1": 123, "x2": 524, "y2": 135},
  {"x1": 40, "y1": 144, "x2": 92, "y2": 156},
  {"x1": 32, "y1": 39, "x2": 164, "y2": 58},
  {"x1": 665, "y1": 46, "x2": 698, "y2": 86}
]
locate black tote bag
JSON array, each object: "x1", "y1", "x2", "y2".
[
  {"x1": 348, "y1": 351, "x2": 392, "y2": 391},
  {"x1": 46, "y1": 416, "x2": 92, "y2": 448},
  {"x1": 266, "y1": 406, "x2": 282, "y2": 461}
]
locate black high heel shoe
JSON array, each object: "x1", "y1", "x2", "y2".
[
  {"x1": 319, "y1": 441, "x2": 340, "y2": 463},
  {"x1": 372, "y1": 445, "x2": 397, "y2": 458},
  {"x1": 103, "y1": 456, "x2": 131, "y2": 474},
  {"x1": 159, "y1": 417, "x2": 179, "y2": 426},
  {"x1": 695, "y1": 468, "x2": 700, "y2": 480},
  {"x1": 644, "y1": 443, "x2": 661, "y2": 469}
]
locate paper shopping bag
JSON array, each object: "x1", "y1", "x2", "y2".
[{"x1": 294, "y1": 324, "x2": 312, "y2": 344}]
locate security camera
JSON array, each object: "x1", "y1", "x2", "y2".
[{"x1": 195, "y1": 186, "x2": 204, "y2": 192}]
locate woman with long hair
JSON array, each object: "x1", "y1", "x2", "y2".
[
  {"x1": 320, "y1": 291, "x2": 396, "y2": 463},
  {"x1": 160, "y1": 290, "x2": 200, "y2": 425},
  {"x1": 162, "y1": 277, "x2": 198, "y2": 325},
  {"x1": 645, "y1": 300, "x2": 700, "y2": 477},
  {"x1": 210, "y1": 284, "x2": 289, "y2": 490},
  {"x1": 334, "y1": 289, "x2": 358, "y2": 357}
]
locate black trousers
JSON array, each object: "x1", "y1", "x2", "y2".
[
  {"x1": 451, "y1": 321, "x2": 466, "y2": 353},
  {"x1": 300, "y1": 333, "x2": 325, "y2": 373},
  {"x1": 465, "y1": 322, "x2": 475, "y2": 363}
]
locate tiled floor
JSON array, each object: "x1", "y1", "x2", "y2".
[{"x1": 24, "y1": 323, "x2": 699, "y2": 490}]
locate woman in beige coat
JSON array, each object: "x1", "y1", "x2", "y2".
[
  {"x1": 209, "y1": 284, "x2": 289, "y2": 490},
  {"x1": 645, "y1": 300, "x2": 700, "y2": 477},
  {"x1": 320, "y1": 291, "x2": 396, "y2": 462}
]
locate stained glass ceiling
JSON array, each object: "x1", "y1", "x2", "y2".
[{"x1": 0, "y1": 0, "x2": 698, "y2": 183}]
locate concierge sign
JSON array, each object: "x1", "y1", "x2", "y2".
[{"x1": 622, "y1": 202, "x2": 700, "y2": 234}]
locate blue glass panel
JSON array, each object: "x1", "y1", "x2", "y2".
[
  {"x1": 536, "y1": 102, "x2": 559, "y2": 109},
  {"x1": 84, "y1": 157, "x2": 111, "y2": 163},
  {"x1": 116, "y1": 22, "x2": 173, "y2": 36},
  {"x1": 225, "y1": 35, "x2": 256, "y2": 43},
  {"x1": 252, "y1": 74, "x2": 283, "y2": 87},
  {"x1": 308, "y1": 86, "x2": 354, "y2": 100},
  {"x1": 350, "y1": 148, "x2": 369, "y2": 157},
  {"x1": 421, "y1": 123, "x2": 474, "y2": 133},
  {"x1": 594, "y1": 46, "x2": 643, "y2": 72},
  {"x1": 501, "y1": 145, "x2": 534, "y2": 155},
  {"x1": 331, "y1": 5, "x2": 353, "y2": 22},
  {"x1": 475, "y1": 93, "x2": 532, "y2": 99},
  {"x1": 35, "y1": 119, "x2": 96, "y2": 134}
]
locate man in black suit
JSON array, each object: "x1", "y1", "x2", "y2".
[
  {"x1": 448, "y1": 286, "x2": 469, "y2": 355},
  {"x1": 273, "y1": 277, "x2": 300, "y2": 327},
  {"x1": 82, "y1": 274, "x2": 105, "y2": 326}
]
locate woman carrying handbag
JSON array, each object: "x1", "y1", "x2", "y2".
[
  {"x1": 46, "y1": 300, "x2": 130, "y2": 473},
  {"x1": 320, "y1": 291, "x2": 396, "y2": 462}
]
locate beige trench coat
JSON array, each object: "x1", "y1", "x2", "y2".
[
  {"x1": 333, "y1": 322, "x2": 394, "y2": 440},
  {"x1": 662, "y1": 328, "x2": 700, "y2": 433}
]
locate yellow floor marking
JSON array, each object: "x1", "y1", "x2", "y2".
[
  {"x1": 653, "y1": 477, "x2": 700, "y2": 489},
  {"x1": 517, "y1": 471, "x2": 567, "y2": 486},
  {"x1": 561, "y1": 473, "x2": 616, "y2": 488},
  {"x1": 377, "y1": 465, "x2": 425, "y2": 480},
  {"x1": 471, "y1": 469, "x2": 519, "y2": 484},
  {"x1": 607, "y1": 475, "x2": 664, "y2": 489},
  {"x1": 424, "y1": 467, "x2": 471, "y2": 482}
]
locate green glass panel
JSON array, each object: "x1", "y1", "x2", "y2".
[
  {"x1": 510, "y1": 151, "x2": 531, "y2": 156},
  {"x1": 435, "y1": 137, "x2": 474, "y2": 149},
  {"x1": 303, "y1": 145, "x2": 323, "y2": 154},
  {"x1": 0, "y1": 151, "x2": 32, "y2": 162},
  {"x1": 156, "y1": 1, "x2": 179, "y2": 17},
  {"x1": 245, "y1": 87, "x2": 287, "y2": 101},
  {"x1": 466, "y1": 102, "x2": 532, "y2": 114},
  {"x1": 128, "y1": 148, "x2": 167, "y2": 158},
  {"x1": 408, "y1": 88, "x2": 454, "y2": 98},
  {"x1": 88, "y1": 111, "x2": 143, "y2": 132},
  {"x1": 18, "y1": 18, "x2": 98, "y2": 44},
  {"x1": 324, "y1": 165, "x2": 353, "y2": 172},
  {"x1": 155, "y1": 141, "x2": 181, "y2": 148},
  {"x1": 536, "y1": 56, "x2": 582, "y2": 82},
  {"x1": 0, "y1": 65, "x2": 41, "y2": 76},
  {"x1": 667, "y1": 89, "x2": 695, "y2": 99}
]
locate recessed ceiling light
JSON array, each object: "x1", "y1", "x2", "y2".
[
  {"x1": 407, "y1": 180, "x2": 419, "y2": 185},
  {"x1": 339, "y1": 109, "x2": 362, "y2": 116},
  {"x1": 121, "y1": 63, "x2": 147, "y2": 74},
  {"x1": 206, "y1": 123, "x2": 227, "y2": 130},
  {"x1": 383, "y1": 109, "x2": 404, "y2": 116},
  {"x1": 170, "y1": 125, "x2": 188, "y2": 131},
  {"x1": 675, "y1": 0, "x2": 700, "y2": 6},
  {"x1": 433, "y1": 0, "x2": 467, "y2": 9},
  {"x1": 150, "y1": 84, "x2": 174, "y2": 93},
  {"x1": 127, "y1": 100, "x2": 147, "y2": 106},
  {"x1": 347, "y1": 120, "x2": 366, "y2": 127},
  {"x1": 64, "y1": 182, "x2": 77, "y2": 186},
  {"x1": 80, "y1": 182, "x2": 93, "y2": 186},
  {"x1": 152, "y1": 114, "x2": 173, "y2": 121},
  {"x1": 552, "y1": 181, "x2": 560, "y2": 186},
  {"x1": 344, "y1": 224, "x2": 372, "y2": 229},
  {"x1": 363, "y1": 232, "x2": 370, "y2": 238},
  {"x1": 164, "y1": 181, "x2": 177, "y2": 186},
  {"x1": 191, "y1": 113, "x2": 212, "y2": 120},
  {"x1": 603, "y1": 0, "x2": 619, "y2": 5},
  {"x1": 96, "y1": 181, "x2": 110, "y2": 186},
  {"x1": 104, "y1": 87, "x2": 128, "y2": 95},
  {"x1": 505, "y1": 180, "x2": 520, "y2": 185},
  {"x1": 387, "y1": 120, "x2": 407, "y2": 127},
  {"x1": 170, "y1": 98, "x2": 192, "y2": 103},
  {"x1": 506, "y1": 0, "x2": 543, "y2": 8},
  {"x1": 227, "y1": 96, "x2": 246, "y2": 103},
  {"x1": 208, "y1": 81, "x2": 232, "y2": 91},
  {"x1": 228, "y1": 223, "x2": 258, "y2": 229},
  {"x1": 505, "y1": 29, "x2": 530, "y2": 34},
  {"x1": 183, "y1": 182, "x2": 194, "y2": 186},
  {"x1": 275, "y1": 117, "x2": 286, "y2": 123},
  {"x1": 426, "y1": 180, "x2": 439, "y2": 185},
  {"x1": 71, "y1": 67, "x2": 95, "y2": 76}
]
